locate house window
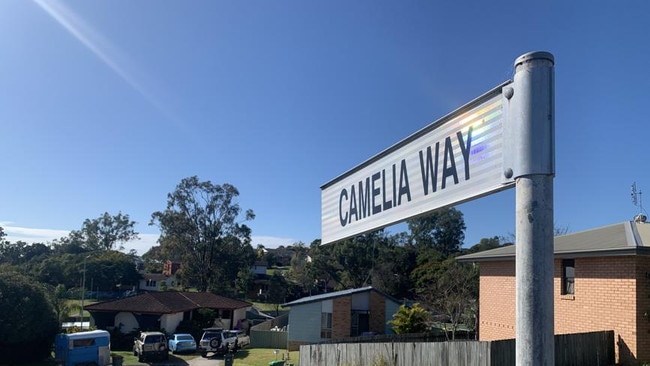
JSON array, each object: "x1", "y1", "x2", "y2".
[
  {"x1": 320, "y1": 312, "x2": 332, "y2": 339},
  {"x1": 351, "y1": 311, "x2": 370, "y2": 337},
  {"x1": 562, "y1": 259, "x2": 575, "y2": 295}
]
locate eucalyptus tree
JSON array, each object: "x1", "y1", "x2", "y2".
[
  {"x1": 407, "y1": 207, "x2": 466, "y2": 258},
  {"x1": 56, "y1": 212, "x2": 139, "y2": 252},
  {"x1": 150, "y1": 176, "x2": 255, "y2": 292}
]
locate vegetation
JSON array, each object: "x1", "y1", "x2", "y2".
[
  {"x1": 107, "y1": 348, "x2": 300, "y2": 366},
  {"x1": 150, "y1": 176, "x2": 256, "y2": 294},
  {"x1": 0, "y1": 175, "x2": 527, "y2": 363},
  {"x1": 0, "y1": 272, "x2": 60, "y2": 364},
  {"x1": 388, "y1": 303, "x2": 431, "y2": 334}
]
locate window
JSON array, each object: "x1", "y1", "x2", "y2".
[
  {"x1": 72, "y1": 338, "x2": 95, "y2": 348},
  {"x1": 320, "y1": 312, "x2": 332, "y2": 339},
  {"x1": 351, "y1": 311, "x2": 370, "y2": 337},
  {"x1": 562, "y1": 259, "x2": 575, "y2": 295}
]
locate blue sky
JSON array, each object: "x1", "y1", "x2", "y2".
[{"x1": 2, "y1": 1, "x2": 649, "y2": 255}]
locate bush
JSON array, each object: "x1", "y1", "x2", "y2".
[{"x1": 0, "y1": 272, "x2": 60, "y2": 364}]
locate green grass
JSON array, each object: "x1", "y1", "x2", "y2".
[
  {"x1": 250, "y1": 301, "x2": 287, "y2": 313},
  {"x1": 111, "y1": 348, "x2": 299, "y2": 366},
  {"x1": 231, "y1": 348, "x2": 299, "y2": 366}
]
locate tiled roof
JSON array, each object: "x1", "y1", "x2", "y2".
[
  {"x1": 457, "y1": 221, "x2": 650, "y2": 262},
  {"x1": 85, "y1": 291, "x2": 251, "y2": 314},
  {"x1": 282, "y1": 286, "x2": 400, "y2": 307}
]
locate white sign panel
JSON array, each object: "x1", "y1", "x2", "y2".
[{"x1": 321, "y1": 82, "x2": 514, "y2": 244}]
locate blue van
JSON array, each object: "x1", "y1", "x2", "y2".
[{"x1": 54, "y1": 330, "x2": 111, "y2": 366}]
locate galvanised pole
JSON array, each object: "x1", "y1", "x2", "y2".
[{"x1": 510, "y1": 51, "x2": 555, "y2": 365}]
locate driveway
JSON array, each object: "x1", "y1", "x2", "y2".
[
  {"x1": 187, "y1": 356, "x2": 223, "y2": 366},
  {"x1": 137, "y1": 355, "x2": 224, "y2": 366}
]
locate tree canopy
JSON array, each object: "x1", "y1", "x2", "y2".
[
  {"x1": 150, "y1": 176, "x2": 255, "y2": 292},
  {"x1": 0, "y1": 271, "x2": 59, "y2": 364},
  {"x1": 55, "y1": 212, "x2": 139, "y2": 252}
]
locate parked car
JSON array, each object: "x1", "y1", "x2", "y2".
[
  {"x1": 133, "y1": 331, "x2": 168, "y2": 362},
  {"x1": 232, "y1": 330, "x2": 250, "y2": 349},
  {"x1": 168, "y1": 333, "x2": 197, "y2": 354},
  {"x1": 198, "y1": 328, "x2": 238, "y2": 357}
]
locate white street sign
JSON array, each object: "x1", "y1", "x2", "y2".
[{"x1": 321, "y1": 82, "x2": 514, "y2": 244}]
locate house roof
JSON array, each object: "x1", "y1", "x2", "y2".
[
  {"x1": 457, "y1": 221, "x2": 650, "y2": 262},
  {"x1": 142, "y1": 273, "x2": 170, "y2": 281},
  {"x1": 85, "y1": 291, "x2": 251, "y2": 314},
  {"x1": 282, "y1": 286, "x2": 401, "y2": 307}
]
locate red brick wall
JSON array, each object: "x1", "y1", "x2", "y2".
[
  {"x1": 332, "y1": 297, "x2": 351, "y2": 339},
  {"x1": 369, "y1": 291, "x2": 386, "y2": 334},
  {"x1": 478, "y1": 256, "x2": 650, "y2": 365}
]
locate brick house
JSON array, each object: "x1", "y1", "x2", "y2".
[
  {"x1": 282, "y1": 286, "x2": 401, "y2": 351},
  {"x1": 457, "y1": 220, "x2": 650, "y2": 365}
]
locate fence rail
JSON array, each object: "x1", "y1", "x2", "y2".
[{"x1": 299, "y1": 330, "x2": 614, "y2": 366}]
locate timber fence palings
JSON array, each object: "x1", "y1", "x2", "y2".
[{"x1": 299, "y1": 330, "x2": 614, "y2": 366}]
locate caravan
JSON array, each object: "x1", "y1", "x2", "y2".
[{"x1": 54, "y1": 330, "x2": 111, "y2": 366}]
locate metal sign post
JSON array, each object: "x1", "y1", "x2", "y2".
[
  {"x1": 509, "y1": 52, "x2": 555, "y2": 365},
  {"x1": 320, "y1": 51, "x2": 556, "y2": 364}
]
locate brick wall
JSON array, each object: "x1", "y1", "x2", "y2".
[
  {"x1": 332, "y1": 297, "x2": 351, "y2": 339},
  {"x1": 478, "y1": 261, "x2": 516, "y2": 340},
  {"x1": 479, "y1": 256, "x2": 650, "y2": 365},
  {"x1": 369, "y1": 291, "x2": 386, "y2": 334},
  {"x1": 288, "y1": 340, "x2": 307, "y2": 352},
  {"x1": 634, "y1": 256, "x2": 650, "y2": 362}
]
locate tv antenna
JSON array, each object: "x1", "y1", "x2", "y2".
[{"x1": 631, "y1": 182, "x2": 647, "y2": 223}]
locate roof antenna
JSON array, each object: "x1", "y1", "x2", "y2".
[{"x1": 631, "y1": 182, "x2": 647, "y2": 223}]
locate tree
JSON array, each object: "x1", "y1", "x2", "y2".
[
  {"x1": 388, "y1": 303, "x2": 431, "y2": 334},
  {"x1": 286, "y1": 242, "x2": 315, "y2": 296},
  {"x1": 47, "y1": 284, "x2": 80, "y2": 325},
  {"x1": 150, "y1": 176, "x2": 255, "y2": 292},
  {"x1": 235, "y1": 267, "x2": 255, "y2": 297},
  {"x1": 0, "y1": 271, "x2": 60, "y2": 363},
  {"x1": 142, "y1": 246, "x2": 165, "y2": 273},
  {"x1": 63, "y1": 212, "x2": 139, "y2": 251},
  {"x1": 465, "y1": 236, "x2": 503, "y2": 254},
  {"x1": 407, "y1": 207, "x2": 466, "y2": 258},
  {"x1": 418, "y1": 258, "x2": 478, "y2": 340},
  {"x1": 330, "y1": 231, "x2": 385, "y2": 290},
  {"x1": 268, "y1": 272, "x2": 288, "y2": 315}
]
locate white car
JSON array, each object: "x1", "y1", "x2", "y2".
[
  {"x1": 133, "y1": 331, "x2": 168, "y2": 362},
  {"x1": 198, "y1": 328, "x2": 239, "y2": 357}
]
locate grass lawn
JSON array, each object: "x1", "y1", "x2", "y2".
[
  {"x1": 230, "y1": 349, "x2": 299, "y2": 366},
  {"x1": 111, "y1": 348, "x2": 299, "y2": 366},
  {"x1": 250, "y1": 301, "x2": 288, "y2": 314}
]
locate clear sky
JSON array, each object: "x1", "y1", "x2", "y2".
[{"x1": 2, "y1": 1, "x2": 649, "y2": 255}]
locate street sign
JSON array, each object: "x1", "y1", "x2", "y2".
[{"x1": 321, "y1": 81, "x2": 515, "y2": 244}]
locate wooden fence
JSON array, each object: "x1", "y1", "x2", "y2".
[
  {"x1": 299, "y1": 330, "x2": 614, "y2": 366},
  {"x1": 250, "y1": 313, "x2": 289, "y2": 349}
]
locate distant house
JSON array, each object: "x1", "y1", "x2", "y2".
[
  {"x1": 266, "y1": 247, "x2": 295, "y2": 267},
  {"x1": 457, "y1": 220, "x2": 650, "y2": 365},
  {"x1": 162, "y1": 260, "x2": 181, "y2": 276},
  {"x1": 282, "y1": 286, "x2": 401, "y2": 351},
  {"x1": 85, "y1": 291, "x2": 251, "y2": 334},
  {"x1": 139, "y1": 273, "x2": 176, "y2": 292},
  {"x1": 250, "y1": 261, "x2": 268, "y2": 276}
]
